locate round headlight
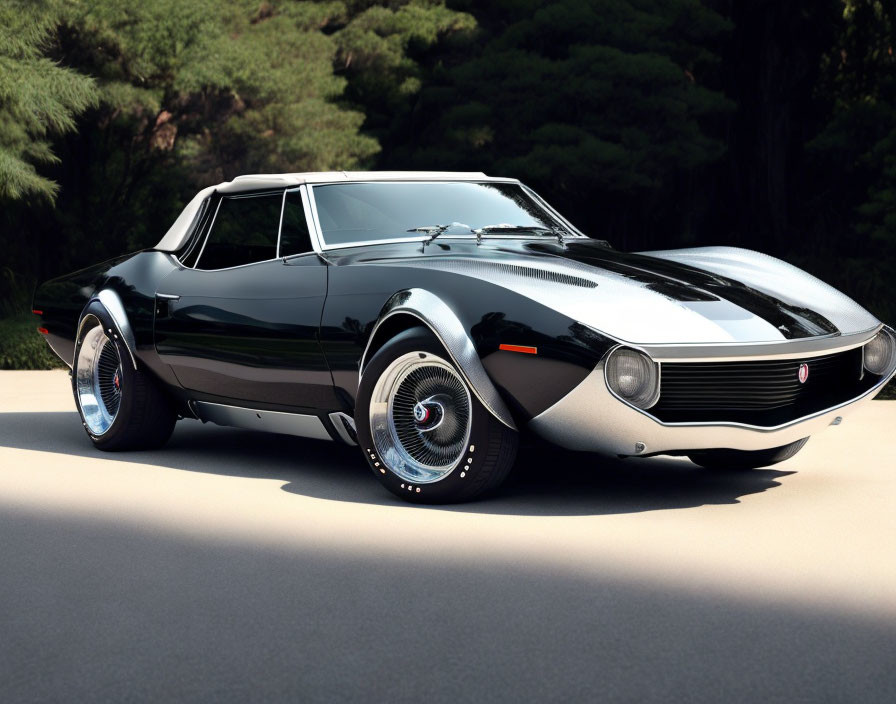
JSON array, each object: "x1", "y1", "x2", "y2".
[
  {"x1": 863, "y1": 330, "x2": 895, "y2": 376},
  {"x1": 605, "y1": 348, "x2": 659, "y2": 409}
]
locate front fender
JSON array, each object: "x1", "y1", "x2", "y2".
[{"x1": 360, "y1": 288, "x2": 517, "y2": 430}]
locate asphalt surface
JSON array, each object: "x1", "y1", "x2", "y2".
[{"x1": 1, "y1": 370, "x2": 895, "y2": 702}]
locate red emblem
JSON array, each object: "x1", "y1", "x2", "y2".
[{"x1": 798, "y1": 363, "x2": 809, "y2": 384}]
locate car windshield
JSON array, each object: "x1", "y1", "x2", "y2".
[{"x1": 311, "y1": 181, "x2": 573, "y2": 246}]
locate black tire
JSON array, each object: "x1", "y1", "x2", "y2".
[
  {"x1": 72, "y1": 314, "x2": 176, "y2": 451},
  {"x1": 688, "y1": 437, "x2": 809, "y2": 470},
  {"x1": 355, "y1": 327, "x2": 518, "y2": 503}
]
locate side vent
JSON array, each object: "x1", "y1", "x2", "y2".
[{"x1": 468, "y1": 261, "x2": 598, "y2": 289}]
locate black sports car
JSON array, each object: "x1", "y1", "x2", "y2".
[{"x1": 33, "y1": 171, "x2": 896, "y2": 502}]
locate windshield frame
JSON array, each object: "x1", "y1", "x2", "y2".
[{"x1": 304, "y1": 180, "x2": 587, "y2": 251}]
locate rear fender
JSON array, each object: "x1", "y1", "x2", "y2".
[{"x1": 76, "y1": 290, "x2": 138, "y2": 370}]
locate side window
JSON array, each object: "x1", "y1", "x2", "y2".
[
  {"x1": 195, "y1": 192, "x2": 282, "y2": 270},
  {"x1": 279, "y1": 190, "x2": 313, "y2": 257}
]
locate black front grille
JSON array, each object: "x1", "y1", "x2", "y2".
[{"x1": 651, "y1": 348, "x2": 871, "y2": 426}]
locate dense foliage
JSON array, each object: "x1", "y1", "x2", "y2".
[
  {"x1": 0, "y1": 0, "x2": 97, "y2": 200},
  {"x1": 383, "y1": 0, "x2": 734, "y2": 250},
  {"x1": 0, "y1": 315, "x2": 65, "y2": 369},
  {"x1": 0, "y1": 0, "x2": 893, "y2": 396}
]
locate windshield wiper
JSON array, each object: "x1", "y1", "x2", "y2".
[
  {"x1": 408, "y1": 223, "x2": 473, "y2": 249},
  {"x1": 407, "y1": 224, "x2": 450, "y2": 249},
  {"x1": 408, "y1": 222, "x2": 570, "y2": 248},
  {"x1": 474, "y1": 224, "x2": 569, "y2": 243},
  {"x1": 547, "y1": 224, "x2": 566, "y2": 244}
]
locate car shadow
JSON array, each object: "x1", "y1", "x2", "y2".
[{"x1": 0, "y1": 411, "x2": 794, "y2": 517}]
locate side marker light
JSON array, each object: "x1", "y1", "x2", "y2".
[{"x1": 499, "y1": 344, "x2": 537, "y2": 355}]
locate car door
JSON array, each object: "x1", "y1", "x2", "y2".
[{"x1": 154, "y1": 188, "x2": 338, "y2": 411}]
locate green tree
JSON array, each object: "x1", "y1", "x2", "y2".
[
  {"x1": 59, "y1": 0, "x2": 380, "y2": 199},
  {"x1": 383, "y1": 0, "x2": 733, "y2": 246},
  {"x1": 0, "y1": 0, "x2": 96, "y2": 200},
  {"x1": 25, "y1": 0, "x2": 379, "y2": 273},
  {"x1": 34, "y1": 0, "x2": 473, "y2": 260},
  {"x1": 332, "y1": 0, "x2": 476, "y2": 145},
  {"x1": 803, "y1": 0, "x2": 896, "y2": 324}
]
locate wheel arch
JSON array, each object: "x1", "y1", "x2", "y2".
[
  {"x1": 76, "y1": 289, "x2": 138, "y2": 370},
  {"x1": 359, "y1": 289, "x2": 517, "y2": 430}
]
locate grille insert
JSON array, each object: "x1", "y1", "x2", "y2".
[{"x1": 651, "y1": 348, "x2": 872, "y2": 426}]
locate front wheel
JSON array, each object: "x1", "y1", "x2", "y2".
[
  {"x1": 688, "y1": 438, "x2": 809, "y2": 470},
  {"x1": 355, "y1": 327, "x2": 518, "y2": 503}
]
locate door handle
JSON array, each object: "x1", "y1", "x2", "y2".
[{"x1": 155, "y1": 293, "x2": 180, "y2": 318}]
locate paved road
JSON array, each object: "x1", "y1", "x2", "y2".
[{"x1": 1, "y1": 371, "x2": 895, "y2": 702}]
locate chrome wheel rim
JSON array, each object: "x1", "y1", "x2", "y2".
[
  {"x1": 75, "y1": 323, "x2": 122, "y2": 436},
  {"x1": 370, "y1": 352, "x2": 472, "y2": 483}
]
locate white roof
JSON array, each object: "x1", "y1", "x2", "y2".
[{"x1": 155, "y1": 171, "x2": 513, "y2": 251}]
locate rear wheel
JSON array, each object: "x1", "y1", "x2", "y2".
[
  {"x1": 688, "y1": 438, "x2": 809, "y2": 470},
  {"x1": 73, "y1": 315, "x2": 176, "y2": 451},
  {"x1": 355, "y1": 327, "x2": 517, "y2": 503}
]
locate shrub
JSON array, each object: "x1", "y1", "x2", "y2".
[{"x1": 0, "y1": 315, "x2": 67, "y2": 370}]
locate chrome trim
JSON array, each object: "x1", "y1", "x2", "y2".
[
  {"x1": 360, "y1": 288, "x2": 517, "y2": 430},
  {"x1": 306, "y1": 180, "x2": 585, "y2": 251},
  {"x1": 193, "y1": 401, "x2": 332, "y2": 441},
  {"x1": 192, "y1": 197, "x2": 222, "y2": 269},
  {"x1": 328, "y1": 411, "x2": 358, "y2": 446},
  {"x1": 414, "y1": 397, "x2": 446, "y2": 433},
  {"x1": 529, "y1": 327, "x2": 896, "y2": 456},
  {"x1": 175, "y1": 196, "x2": 211, "y2": 265},
  {"x1": 321, "y1": 234, "x2": 430, "y2": 250},
  {"x1": 282, "y1": 251, "x2": 323, "y2": 263},
  {"x1": 290, "y1": 185, "x2": 324, "y2": 255},
  {"x1": 181, "y1": 256, "x2": 283, "y2": 273},
  {"x1": 369, "y1": 351, "x2": 472, "y2": 483},
  {"x1": 275, "y1": 189, "x2": 287, "y2": 258},
  {"x1": 74, "y1": 319, "x2": 122, "y2": 436},
  {"x1": 636, "y1": 325, "x2": 882, "y2": 362},
  {"x1": 519, "y1": 183, "x2": 587, "y2": 237},
  {"x1": 156, "y1": 293, "x2": 180, "y2": 300},
  {"x1": 78, "y1": 290, "x2": 138, "y2": 370},
  {"x1": 303, "y1": 183, "x2": 326, "y2": 254},
  {"x1": 315, "y1": 233, "x2": 583, "y2": 252}
]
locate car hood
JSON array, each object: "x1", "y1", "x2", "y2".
[{"x1": 367, "y1": 239, "x2": 879, "y2": 345}]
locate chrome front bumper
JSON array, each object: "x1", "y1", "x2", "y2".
[{"x1": 529, "y1": 330, "x2": 896, "y2": 457}]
